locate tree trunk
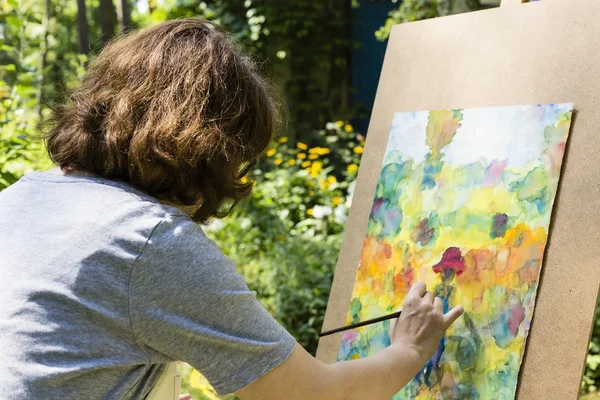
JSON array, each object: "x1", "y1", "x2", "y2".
[
  {"x1": 76, "y1": 0, "x2": 89, "y2": 54},
  {"x1": 116, "y1": 0, "x2": 131, "y2": 33},
  {"x1": 99, "y1": 0, "x2": 117, "y2": 45},
  {"x1": 37, "y1": 0, "x2": 51, "y2": 118}
]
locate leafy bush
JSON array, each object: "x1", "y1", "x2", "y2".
[
  {"x1": 375, "y1": 0, "x2": 481, "y2": 41},
  {"x1": 1, "y1": 0, "x2": 80, "y2": 187},
  {"x1": 583, "y1": 299, "x2": 600, "y2": 394},
  {"x1": 207, "y1": 121, "x2": 363, "y2": 353}
]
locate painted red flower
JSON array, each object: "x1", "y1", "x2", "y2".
[{"x1": 432, "y1": 247, "x2": 466, "y2": 276}]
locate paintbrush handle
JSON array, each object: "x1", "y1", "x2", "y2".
[{"x1": 319, "y1": 310, "x2": 402, "y2": 337}]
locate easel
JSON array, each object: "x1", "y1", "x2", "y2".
[{"x1": 316, "y1": 1, "x2": 600, "y2": 399}]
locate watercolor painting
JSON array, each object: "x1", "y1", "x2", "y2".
[{"x1": 337, "y1": 103, "x2": 574, "y2": 399}]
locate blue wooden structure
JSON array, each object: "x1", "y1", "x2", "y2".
[{"x1": 349, "y1": 1, "x2": 397, "y2": 134}]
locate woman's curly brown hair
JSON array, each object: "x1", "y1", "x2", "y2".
[{"x1": 44, "y1": 18, "x2": 278, "y2": 223}]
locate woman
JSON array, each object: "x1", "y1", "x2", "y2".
[{"x1": 0, "y1": 19, "x2": 463, "y2": 399}]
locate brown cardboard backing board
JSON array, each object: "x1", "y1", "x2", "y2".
[{"x1": 316, "y1": 1, "x2": 600, "y2": 399}]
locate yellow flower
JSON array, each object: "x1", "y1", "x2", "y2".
[
  {"x1": 309, "y1": 190, "x2": 315, "y2": 196},
  {"x1": 288, "y1": 159, "x2": 296, "y2": 166},
  {"x1": 310, "y1": 161, "x2": 323, "y2": 178},
  {"x1": 297, "y1": 153, "x2": 307, "y2": 159},
  {"x1": 344, "y1": 124, "x2": 353, "y2": 133},
  {"x1": 266, "y1": 148, "x2": 276, "y2": 157},
  {"x1": 301, "y1": 161, "x2": 311, "y2": 168},
  {"x1": 240, "y1": 176, "x2": 248, "y2": 184},
  {"x1": 319, "y1": 179, "x2": 330, "y2": 189},
  {"x1": 309, "y1": 154, "x2": 319, "y2": 160},
  {"x1": 347, "y1": 164, "x2": 358, "y2": 173},
  {"x1": 332, "y1": 196, "x2": 342, "y2": 206},
  {"x1": 309, "y1": 147, "x2": 331, "y2": 156},
  {"x1": 274, "y1": 158, "x2": 283, "y2": 165},
  {"x1": 297, "y1": 142, "x2": 308, "y2": 150},
  {"x1": 336, "y1": 120, "x2": 344, "y2": 127},
  {"x1": 353, "y1": 146, "x2": 364, "y2": 154},
  {"x1": 278, "y1": 137, "x2": 289, "y2": 143},
  {"x1": 307, "y1": 208, "x2": 314, "y2": 216},
  {"x1": 327, "y1": 176, "x2": 337, "y2": 183}
]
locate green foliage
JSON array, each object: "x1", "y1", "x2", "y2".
[
  {"x1": 159, "y1": 0, "x2": 355, "y2": 138},
  {"x1": 375, "y1": 0, "x2": 481, "y2": 41},
  {"x1": 0, "y1": 0, "x2": 57, "y2": 189},
  {"x1": 207, "y1": 121, "x2": 363, "y2": 354},
  {"x1": 583, "y1": 299, "x2": 600, "y2": 394}
]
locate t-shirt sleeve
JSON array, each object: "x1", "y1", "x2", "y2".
[{"x1": 128, "y1": 215, "x2": 297, "y2": 395}]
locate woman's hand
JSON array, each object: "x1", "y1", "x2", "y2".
[
  {"x1": 179, "y1": 395, "x2": 192, "y2": 400},
  {"x1": 391, "y1": 282, "x2": 463, "y2": 365}
]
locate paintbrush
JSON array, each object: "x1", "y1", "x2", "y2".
[{"x1": 319, "y1": 310, "x2": 402, "y2": 337}]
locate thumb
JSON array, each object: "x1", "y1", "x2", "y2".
[{"x1": 443, "y1": 305, "x2": 464, "y2": 328}]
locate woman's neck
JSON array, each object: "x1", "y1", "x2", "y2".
[{"x1": 46, "y1": 166, "x2": 97, "y2": 178}]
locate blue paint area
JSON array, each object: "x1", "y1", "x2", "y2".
[
  {"x1": 532, "y1": 197, "x2": 546, "y2": 214},
  {"x1": 376, "y1": 162, "x2": 411, "y2": 203},
  {"x1": 428, "y1": 295, "x2": 450, "y2": 386},
  {"x1": 537, "y1": 102, "x2": 574, "y2": 126},
  {"x1": 491, "y1": 310, "x2": 512, "y2": 349},
  {"x1": 423, "y1": 336, "x2": 446, "y2": 387},
  {"x1": 421, "y1": 158, "x2": 442, "y2": 190},
  {"x1": 370, "y1": 198, "x2": 402, "y2": 239}
]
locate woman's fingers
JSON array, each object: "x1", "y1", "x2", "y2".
[
  {"x1": 443, "y1": 305, "x2": 464, "y2": 328},
  {"x1": 433, "y1": 296, "x2": 443, "y2": 313},
  {"x1": 407, "y1": 282, "x2": 426, "y2": 300},
  {"x1": 422, "y1": 291, "x2": 434, "y2": 304}
]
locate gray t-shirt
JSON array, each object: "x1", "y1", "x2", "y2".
[{"x1": 0, "y1": 170, "x2": 296, "y2": 399}]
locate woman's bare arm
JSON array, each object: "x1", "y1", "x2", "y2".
[{"x1": 235, "y1": 283, "x2": 463, "y2": 400}]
